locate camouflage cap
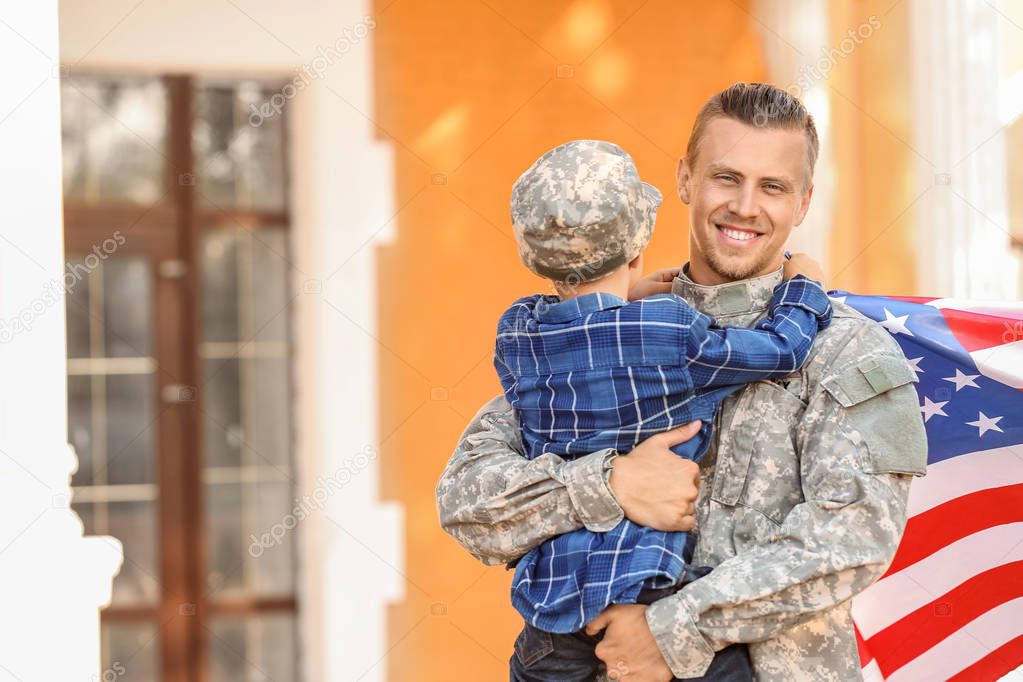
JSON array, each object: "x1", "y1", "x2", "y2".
[{"x1": 510, "y1": 140, "x2": 662, "y2": 283}]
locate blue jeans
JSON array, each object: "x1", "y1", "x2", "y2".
[{"x1": 509, "y1": 570, "x2": 753, "y2": 682}]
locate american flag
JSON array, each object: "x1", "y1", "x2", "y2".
[{"x1": 838, "y1": 293, "x2": 1023, "y2": 681}]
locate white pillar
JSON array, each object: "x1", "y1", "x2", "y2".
[
  {"x1": 0, "y1": 2, "x2": 122, "y2": 681},
  {"x1": 290, "y1": 52, "x2": 403, "y2": 682},
  {"x1": 910, "y1": 0, "x2": 1018, "y2": 299}
]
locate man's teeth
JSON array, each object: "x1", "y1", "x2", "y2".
[{"x1": 720, "y1": 226, "x2": 758, "y2": 241}]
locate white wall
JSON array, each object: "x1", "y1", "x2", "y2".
[
  {"x1": 0, "y1": 1, "x2": 123, "y2": 680},
  {"x1": 58, "y1": 1, "x2": 400, "y2": 680}
]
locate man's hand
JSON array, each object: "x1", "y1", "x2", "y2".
[
  {"x1": 586, "y1": 605, "x2": 673, "y2": 681},
  {"x1": 609, "y1": 422, "x2": 701, "y2": 532},
  {"x1": 628, "y1": 268, "x2": 681, "y2": 302}
]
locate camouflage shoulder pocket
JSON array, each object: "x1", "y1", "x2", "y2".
[{"x1": 821, "y1": 355, "x2": 927, "y2": 476}]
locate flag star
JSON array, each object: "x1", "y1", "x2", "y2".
[
  {"x1": 829, "y1": 295, "x2": 847, "y2": 305},
  {"x1": 879, "y1": 308, "x2": 914, "y2": 336},
  {"x1": 920, "y1": 397, "x2": 948, "y2": 422},
  {"x1": 965, "y1": 412, "x2": 1004, "y2": 437},
  {"x1": 906, "y1": 356, "x2": 924, "y2": 377},
  {"x1": 943, "y1": 368, "x2": 980, "y2": 391}
]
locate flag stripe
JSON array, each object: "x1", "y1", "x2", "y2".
[
  {"x1": 884, "y1": 484, "x2": 1023, "y2": 576},
  {"x1": 925, "y1": 298, "x2": 1023, "y2": 314},
  {"x1": 860, "y1": 659, "x2": 884, "y2": 682},
  {"x1": 906, "y1": 445, "x2": 1023, "y2": 517},
  {"x1": 884, "y1": 598, "x2": 1023, "y2": 682},
  {"x1": 853, "y1": 522, "x2": 1023, "y2": 638},
  {"x1": 948, "y1": 634, "x2": 1023, "y2": 682},
  {"x1": 933, "y1": 308, "x2": 1019, "y2": 353},
  {"x1": 866, "y1": 562, "x2": 1023, "y2": 676},
  {"x1": 971, "y1": 341, "x2": 1023, "y2": 389}
]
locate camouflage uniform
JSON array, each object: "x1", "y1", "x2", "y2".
[{"x1": 437, "y1": 266, "x2": 928, "y2": 681}]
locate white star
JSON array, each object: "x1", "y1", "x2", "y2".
[
  {"x1": 906, "y1": 357, "x2": 924, "y2": 377},
  {"x1": 920, "y1": 397, "x2": 948, "y2": 422},
  {"x1": 965, "y1": 412, "x2": 1004, "y2": 437},
  {"x1": 943, "y1": 368, "x2": 980, "y2": 391},
  {"x1": 829, "y1": 295, "x2": 847, "y2": 305},
  {"x1": 879, "y1": 308, "x2": 914, "y2": 336}
]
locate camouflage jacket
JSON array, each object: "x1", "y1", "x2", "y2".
[{"x1": 437, "y1": 267, "x2": 928, "y2": 680}]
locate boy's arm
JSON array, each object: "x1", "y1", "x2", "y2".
[{"x1": 686, "y1": 275, "x2": 833, "y2": 388}]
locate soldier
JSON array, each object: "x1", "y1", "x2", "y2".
[{"x1": 437, "y1": 83, "x2": 927, "y2": 681}]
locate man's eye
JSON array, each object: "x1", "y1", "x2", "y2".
[
  {"x1": 716, "y1": 175, "x2": 736, "y2": 183},
  {"x1": 764, "y1": 184, "x2": 783, "y2": 192}
]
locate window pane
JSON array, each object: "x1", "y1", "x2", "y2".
[
  {"x1": 106, "y1": 373, "x2": 156, "y2": 486},
  {"x1": 101, "y1": 621, "x2": 160, "y2": 682},
  {"x1": 102, "y1": 257, "x2": 153, "y2": 357},
  {"x1": 209, "y1": 613, "x2": 297, "y2": 682},
  {"x1": 202, "y1": 357, "x2": 243, "y2": 469},
  {"x1": 65, "y1": 264, "x2": 92, "y2": 359},
  {"x1": 204, "y1": 478, "x2": 295, "y2": 597},
  {"x1": 250, "y1": 229, "x2": 289, "y2": 343},
  {"x1": 66, "y1": 255, "x2": 159, "y2": 606},
  {"x1": 194, "y1": 81, "x2": 287, "y2": 211},
  {"x1": 201, "y1": 227, "x2": 295, "y2": 602},
  {"x1": 202, "y1": 231, "x2": 240, "y2": 343},
  {"x1": 60, "y1": 75, "x2": 166, "y2": 204},
  {"x1": 68, "y1": 374, "x2": 93, "y2": 485}
]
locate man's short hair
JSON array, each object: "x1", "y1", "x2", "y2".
[{"x1": 686, "y1": 82, "x2": 819, "y2": 189}]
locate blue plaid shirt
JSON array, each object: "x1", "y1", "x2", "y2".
[{"x1": 494, "y1": 275, "x2": 832, "y2": 633}]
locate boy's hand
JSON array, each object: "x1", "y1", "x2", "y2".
[
  {"x1": 609, "y1": 422, "x2": 701, "y2": 532},
  {"x1": 628, "y1": 268, "x2": 681, "y2": 301},
  {"x1": 783, "y1": 252, "x2": 825, "y2": 285}
]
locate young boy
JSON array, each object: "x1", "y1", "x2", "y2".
[{"x1": 497, "y1": 140, "x2": 832, "y2": 681}]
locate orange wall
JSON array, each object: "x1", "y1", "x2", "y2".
[{"x1": 373, "y1": 2, "x2": 767, "y2": 679}]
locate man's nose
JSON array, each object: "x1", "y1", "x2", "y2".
[{"x1": 727, "y1": 183, "x2": 760, "y2": 219}]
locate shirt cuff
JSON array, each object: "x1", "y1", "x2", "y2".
[
  {"x1": 645, "y1": 592, "x2": 716, "y2": 678},
  {"x1": 563, "y1": 449, "x2": 624, "y2": 532},
  {"x1": 771, "y1": 275, "x2": 833, "y2": 324}
]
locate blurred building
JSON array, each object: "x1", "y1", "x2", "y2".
[{"x1": 0, "y1": 0, "x2": 1020, "y2": 681}]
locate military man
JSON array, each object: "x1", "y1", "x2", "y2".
[{"x1": 437, "y1": 83, "x2": 928, "y2": 681}]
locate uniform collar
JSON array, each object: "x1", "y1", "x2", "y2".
[
  {"x1": 671, "y1": 264, "x2": 784, "y2": 317},
  {"x1": 534, "y1": 292, "x2": 628, "y2": 323}
]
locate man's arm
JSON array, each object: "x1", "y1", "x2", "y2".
[
  {"x1": 437, "y1": 396, "x2": 704, "y2": 565},
  {"x1": 436, "y1": 395, "x2": 623, "y2": 565},
  {"x1": 645, "y1": 334, "x2": 927, "y2": 678}
]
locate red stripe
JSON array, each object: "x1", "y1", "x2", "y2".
[
  {"x1": 883, "y1": 484, "x2": 1023, "y2": 577},
  {"x1": 948, "y1": 634, "x2": 1023, "y2": 682},
  {"x1": 939, "y1": 308, "x2": 1019, "y2": 353},
  {"x1": 889, "y1": 295, "x2": 939, "y2": 304},
  {"x1": 865, "y1": 561, "x2": 1023, "y2": 676},
  {"x1": 855, "y1": 623, "x2": 874, "y2": 666}
]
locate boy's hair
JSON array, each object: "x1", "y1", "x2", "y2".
[{"x1": 686, "y1": 82, "x2": 819, "y2": 189}]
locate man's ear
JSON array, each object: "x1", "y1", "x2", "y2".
[
  {"x1": 793, "y1": 183, "x2": 814, "y2": 226},
  {"x1": 676, "y1": 157, "x2": 692, "y2": 204}
]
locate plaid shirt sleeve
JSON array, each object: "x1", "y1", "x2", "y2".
[{"x1": 686, "y1": 275, "x2": 833, "y2": 389}]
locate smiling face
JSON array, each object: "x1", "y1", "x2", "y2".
[{"x1": 677, "y1": 117, "x2": 814, "y2": 285}]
